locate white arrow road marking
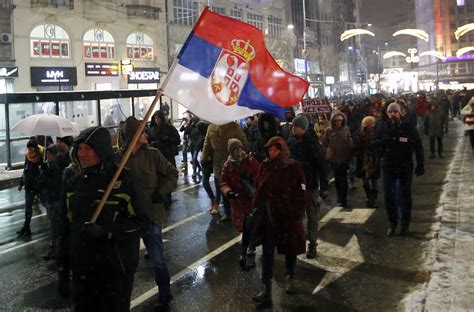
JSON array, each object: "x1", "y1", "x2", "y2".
[{"x1": 299, "y1": 208, "x2": 376, "y2": 294}]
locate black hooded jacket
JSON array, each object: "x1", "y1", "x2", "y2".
[
  {"x1": 57, "y1": 127, "x2": 143, "y2": 275},
  {"x1": 147, "y1": 110, "x2": 181, "y2": 164},
  {"x1": 253, "y1": 113, "x2": 280, "y2": 162}
]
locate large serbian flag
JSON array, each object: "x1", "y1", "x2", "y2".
[{"x1": 161, "y1": 7, "x2": 309, "y2": 125}]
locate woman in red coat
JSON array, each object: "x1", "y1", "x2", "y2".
[
  {"x1": 220, "y1": 138, "x2": 260, "y2": 269},
  {"x1": 250, "y1": 136, "x2": 307, "y2": 306}
]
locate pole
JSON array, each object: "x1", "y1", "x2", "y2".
[
  {"x1": 303, "y1": 0, "x2": 308, "y2": 87},
  {"x1": 90, "y1": 89, "x2": 162, "y2": 223}
]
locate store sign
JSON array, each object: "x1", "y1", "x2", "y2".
[
  {"x1": 302, "y1": 98, "x2": 331, "y2": 114},
  {"x1": 0, "y1": 67, "x2": 18, "y2": 78},
  {"x1": 85, "y1": 62, "x2": 119, "y2": 76},
  {"x1": 128, "y1": 68, "x2": 160, "y2": 83},
  {"x1": 30, "y1": 67, "x2": 77, "y2": 86}
]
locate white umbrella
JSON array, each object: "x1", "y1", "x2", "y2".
[{"x1": 11, "y1": 113, "x2": 80, "y2": 137}]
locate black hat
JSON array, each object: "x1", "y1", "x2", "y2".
[{"x1": 57, "y1": 136, "x2": 73, "y2": 147}]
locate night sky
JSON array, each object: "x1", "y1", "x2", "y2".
[{"x1": 359, "y1": 0, "x2": 414, "y2": 48}]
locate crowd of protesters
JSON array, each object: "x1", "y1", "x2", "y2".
[{"x1": 15, "y1": 88, "x2": 474, "y2": 311}]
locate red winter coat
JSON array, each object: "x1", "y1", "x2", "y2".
[
  {"x1": 250, "y1": 136, "x2": 307, "y2": 256},
  {"x1": 220, "y1": 156, "x2": 260, "y2": 231},
  {"x1": 415, "y1": 97, "x2": 430, "y2": 117}
]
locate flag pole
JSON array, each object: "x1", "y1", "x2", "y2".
[{"x1": 90, "y1": 89, "x2": 162, "y2": 223}]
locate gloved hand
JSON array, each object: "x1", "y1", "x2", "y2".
[
  {"x1": 18, "y1": 185, "x2": 23, "y2": 192},
  {"x1": 81, "y1": 222, "x2": 107, "y2": 240},
  {"x1": 57, "y1": 271, "x2": 71, "y2": 298},
  {"x1": 227, "y1": 191, "x2": 239, "y2": 199},
  {"x1": 415, "y1": 164, "x2": 425, "y2": 177}
]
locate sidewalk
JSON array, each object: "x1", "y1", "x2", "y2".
[
  {"x1": 405, "y1": 124, "x2": 474, "y2": 310},
  {"x1": 0, "y1": 167, "x2": 22, "y2": 190}
]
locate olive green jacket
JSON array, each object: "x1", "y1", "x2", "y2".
[{"x1": 120, "y1": 145, "x2": 178, "y2": 224}]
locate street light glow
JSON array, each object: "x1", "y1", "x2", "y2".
[
  {"x1": 392, "y1": 29, "x2": 429, "y2": 42},
  {"x1": 454, "y1": 23, "x2": 474, "y2": 40},
  {"x1": 456, "y1": 46, "x2": 474, "y2": 57},
  {"x1": 382, "y1": 51, "x2": 407, "y2": 59},
  {"x1": 287, "y1": 24, "x2": 294, "y2": 30},
  {"x1": 340, "y1": 29, "x2": 375, "y2": 41},
  {"x1": 419, "y1": 51, "x2": 445, "y2": 60}
]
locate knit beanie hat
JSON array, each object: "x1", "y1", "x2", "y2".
[
  {"x1": 387, "y1": 103, "x2": 401, "y2": 113},
  {"x1": 123, "y1": 116, "x2": 142, "y2": 143},
  {"x1": 292, "y1": 114, "x2": 309, "y2": 130},
  {"x1": 227, "y1": 138, "x2": 244, "y2": 153}
]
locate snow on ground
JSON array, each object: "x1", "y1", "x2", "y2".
[{"x1": 403, "y1": 124, "x2": 474, "y2": 311}]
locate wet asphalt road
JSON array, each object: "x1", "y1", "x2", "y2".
[{"x1": 0, "y1": 120, "x2": 464, "y2": 312}]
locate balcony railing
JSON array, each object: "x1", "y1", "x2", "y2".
[
  {"x1": 126, "y1": 4, "x2": 161, "y2": 20},
  {"x1": 30, "y1": 0, "x2": 74, "y2": 10}
]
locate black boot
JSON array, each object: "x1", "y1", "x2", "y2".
[
  {"x1": 371, "y1": 190, "x2": 378, "y2": 208},
  {"x1": 238, "y1": 254, "x2": 246, "y2": 269},
  {"x1": 387, "y1": 223, "x2": 397, "y2": 237},
  {"x1": 252, "y1": 284, "x2": 272, "y2": 303},
  {"x1": 400, "y1": 223, "x2": 409, "y2": 236},
  {"x1": 306, "y1": 243, "x2": 317, "y2": 259},
  {"x1": 17, "y1": 225, "x2": 31, "y2": 236},
  {"x1": 285, "y1": 275, "x2": 297, "y2": 294},
  {"x1": 154, "y1": 294, "x2": 173, "y2": 312},
  {"x1": 245, "y1": 252, "x2": 256, "y2": 270}
]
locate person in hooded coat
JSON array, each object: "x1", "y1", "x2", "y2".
[
  {"x1": 250, "y1": 136, "x2": 307, "y2": 305},
  {"x1": 323, "y1": 112, "x2": 353, "y2": 209},
  {"x1": 252, "y1": 113, "x2": 280, "y2": 162},
  {"x1": 220, "y1": 138, "x2": 260, "y2": 269},
  {"x1": 56, "y1": 127, "x2": 144, "y2": 312},
  {"x1": 147, "y1": 110, "x2": 180, "y2": 167},
  {"x1": 424, "y1": 100, "x2": 447, "y2": 158}
]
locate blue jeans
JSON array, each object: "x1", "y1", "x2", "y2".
[
  {"x1": 213, "y1": 177, "x2": 230, "y2": 215},
  {"x1": 140, "y1": 224, "x2": 171, "y2": 297}
]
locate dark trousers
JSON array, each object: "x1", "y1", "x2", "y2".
[
  {"x1": 190, "y1": 148, "x2": 202, "y2": 175},
  {"x1": 305, "y1": 189, "x2": 320, "y2": 247},
  {"x1": 383, "y1": 166, "x2": 413, "y2": 226},
  {"x1": 201, "y1": 166, "x2": 215, "y2": 201},
  {"x1": 429, "y1": 136, "x2": 443, "y2": 155},
  {"x1": 261, "y1": 218, "x2": 297, "y2": 285},
  {"x1": 213, "y1": 177, "x2": 229, "y2": 214},
  {"x1": 331, "y1": 162, "x2": 349, "y2": 205},
  {"x1": 72, "y1": 270, "x2": 134, "y2": 312},
  {"x1": 140, "y1": 224, "x2": 171, "y2": 298},
  {"x1": 24, "y1": 188, "x2": 48, "y2": 229},
  {"x1": 469, "y1": 129, "x2": 474, "y2": 150}
]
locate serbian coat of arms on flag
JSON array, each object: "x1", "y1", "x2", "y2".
[{"x1": 161, "y1": 7, "x2": 309, "y2": 125}]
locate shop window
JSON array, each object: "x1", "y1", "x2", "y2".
[
  {"x1": 30, "y1": 24, "x2": 70, "y2": 59},
  {"x1": 83, "y1": 28, "x2": 116, "y2": 60},
  {"x1": 126, "y1": 32, "x2": 154, "y2": 60}
]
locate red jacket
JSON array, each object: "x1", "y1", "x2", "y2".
[{"x1": 415, "y1": 98, "x2": 430, "y2": 117}]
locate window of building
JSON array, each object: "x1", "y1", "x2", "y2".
[
  {"x1": 268, "y1": 16, "x2": 282, "y2": 37},
  {"x1": 247, "y1": 12, "x2": 264, "y2": 31},
  {"x1": 172, "y1": 0, "x2": 198, "y2": 25},
  {"x1": 126, "y1": 32, "x2": 154, "y2": 60},
  {"x1": 30, "y1": 24, "x2": 70, "y2": 59},
  {"x1": 83, "y1": 28, "x2": 115, "y2": 60},
  {"x1": 230, "y1": 8, "x2": 242, "y2": 21},
  {"x1": 210, "y1": 6, "x2": 225, "y2": 15}
]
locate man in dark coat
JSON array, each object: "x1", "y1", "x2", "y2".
[
  {"x1": 288, "y1": 113, "x2": 328, "y2": 259},
  {"x1": 424, "y1": 101, "x2": 447, "y2": 158},
  {"x1": 147, "y1": 110, "x2": 180, "y2": 167},
  {"x1": 372, "y1": 103, "x2": 425, "y2": 237},
  {"x1": 252, "y1": 113, "x2": 280, "y2": 162},
  {"x1": 57, "y1": 127, "x2": 143, "y2": 311}
]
